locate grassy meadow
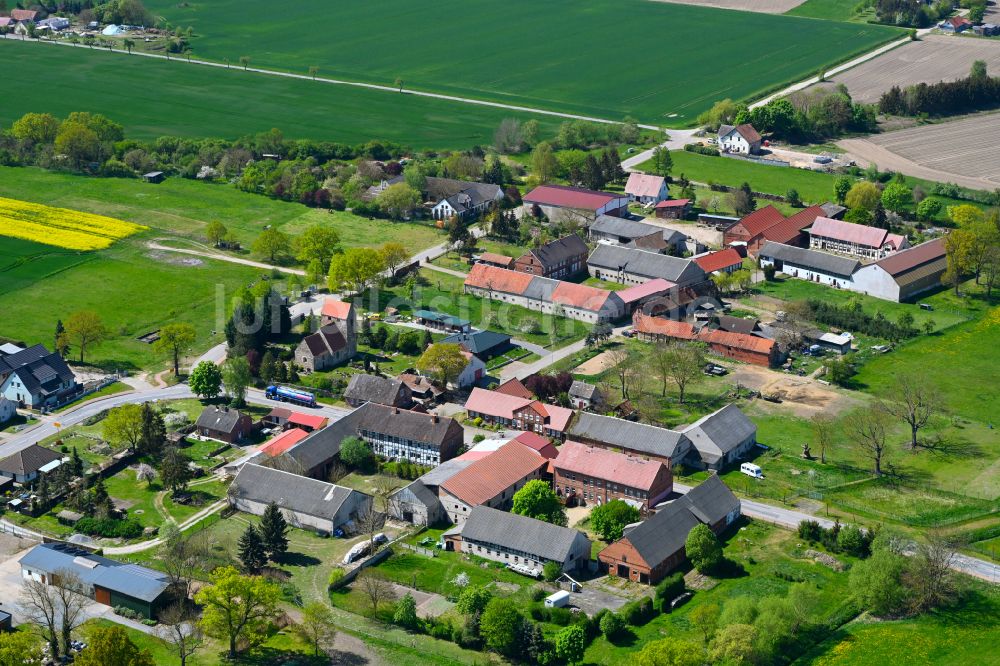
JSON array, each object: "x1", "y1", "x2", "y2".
[
  {"x1": 143, "y1": 0, "x2": 900, "y2": 123},
  {"x1": 0, "y1": 40, "x2": 562, "y2": 149}
]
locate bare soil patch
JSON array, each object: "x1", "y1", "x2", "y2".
[
  {"x1": 641, "y1": 216, "x2": 723, "y2": 248},
  {"x1": 825, "y1": 35, "x2": 1000, "y2": 103},
  {"x1": 839, "y1": 112, "x2": 1000, "y2": 190},
  {"x1": 647, "y1": 0, "x2": 805, "y2": 13},
  {"x1": 727, "y1": 364, "x2": 857, "y2": 417},
  {"x1": 573, "y1": 349, "x2": 622, "y2": 376}
]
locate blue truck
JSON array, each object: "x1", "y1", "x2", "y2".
[{"x1": 265, "y1": 385, "x2": 317, "y2": 408}]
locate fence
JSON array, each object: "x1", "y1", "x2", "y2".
[
  {"x1": 721, "y1": 152, "x2": 790, "y2": 168},
  {"x1": 400, "y1": 542, "x2": 437, "y2": 557}
]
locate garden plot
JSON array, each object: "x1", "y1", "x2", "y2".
[{"x1": 824, "y1": 35, "x2": 1000, "y2": 103}]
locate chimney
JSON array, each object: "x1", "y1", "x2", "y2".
[
  {"x1": 393, "y1": 407, "x2": 399, "y2": 415},
  {"x1": 432, "y1": 414, "x2": 439, "y2": 423}
]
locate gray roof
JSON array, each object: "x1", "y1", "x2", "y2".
[
  {"x1": 230, "y1": 463, "x2": 367, "y2": 522},
  {"x1": 715, "y1": 315, "x2": 758, "y2": 335},
  {"x1": 567, "y1": 412, "x2": 691, "y2": 460},
  {"x1": 590, "y1": 215, "x2": 679, "y2": 242},
  {"x1": 19, "y1": 543, "x2": 170, "y2": 603},
  {"x1": 820, "y1": 202, "x2": 847, "y2": 219},
  {"x1": 519, "y1": 275, "x2": 556, "y2": 302},
  {"x1": 588, "y1": 245, "x2": 706, "y2": 285},
  {"x1": 568, "y1": 381, "x2": 599, "y2": 400},
  {"x1": 681, "y1": 404, "x2": 756, "y2": 464},
  {"x1": 301, "y1": 325, "x2": 347, "y2": 357},
  {"x1": 525, "y1": 235, "x2": 588, "y2": 270},
  {"x1": 392, "y1": 479, "x2": 441, "y2": 510},
  {"x1": 195, "y1": 406, "x2": 247, "y2": 434},
  {"x1": 442, "y1": 330, "x2": 512, "y2": 355},
  {"x1": 681, "y1": 474, "x2": 741, "y2": 526},
  {"x1": 621, "y1": 474, "x2": 739, "y2": 567},
  {"x1": 622, "y1": 498, "x2": 701, "y2": 566},
  {"x1": 417, "y1": 458, "x2": 473, "y2": 487},
  {"x1": 425, "y1": 177, "x2": 503, "y2": 211},
  {"x1": 288, "y1": 402, "x2": 463, "y2": 472},
  {"x1": 461, "y1": 505, "x2": 589, "y2": 563},
  {"x1": 758, "y1": 242, "x2": 860, "y2": 279},
  {"x1": 344, "y1": 374, "x2": 410, "y2": 407},
  {"x1": 0, "y1": 344, "x2": 76, "y2": 398},
  {"x1": 0, "y1": 444, "x2": 62, "y2": 476}
]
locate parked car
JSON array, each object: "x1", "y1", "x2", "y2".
[
  {"x1": 740, "y1": 462, "x2": 764, "y2": 479},
  {"x1": 871, "y1": 344, "x2": 892, "y2": 354},
  {"x1": 703, "y1": 363, "x2": 728, "y2": 376}
]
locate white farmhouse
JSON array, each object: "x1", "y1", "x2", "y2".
[{"x1": 718, "y1": 124, "x2": 762, "y2": 155}]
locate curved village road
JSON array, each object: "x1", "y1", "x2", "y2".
[{"x1": 674, "y1": 482, "x2": 1000, "y2": 583}]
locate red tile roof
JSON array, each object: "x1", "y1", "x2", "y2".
[
  {"x1": 260, "y1": 428, "x2": 310, "y2": 457},
  {"x1": 496, "y1": 378, "x2": 533, "y2": 399},
  {"x1": 875, "y1": 238, "x2": 946, "y2": 276},
  {"x1": 287, "y1": 412, "x2": 328, "y2": 430},
  {"x1": 523, "y1": 184, "x2": 622, "y2": 211},
  {"x1": 553, "y1": 441, "x2": 669, "y2": 491},
  {"x1": 655, "y1": 198, "x2": 691, "y2": 209},
  {"x1": 538, "y1": 403, "x2": 574, "y2": 432},
  {"x1": 633, "y1": 313, "x2": 774, "y2": 355},
  {"x1": 616, "y1": 278, "x2": 676, "y2": 305},
  {"x1": 701, "y1": 329, "x2": 776, "y2": 355},
  {"x1": 693, "y1": 248, "x2": 743, "y2": 273},
  {"x1": 465, "y1": 387, "x2": 534, "y2": 419},
  {"x1": 761, "y1": 205, "x2": 826, "y2": 245},
  {"x1": 441, "y1": 441, "x2": 547, "y2": 506},
  {"x1": 808, "y1": 216, "x2": 892, "y2": 248},
  {"x1": 632, "y1": 313, "x2": 697, "y2": 339},
  {"x1": 734, "y1": 124, "x2": 762, "y2": 144},
  {"x1": 478, "y1": 252, "x2": 515, "y2": 268},
  {"x1": 464, "y1": 263, "x2": 534, "y2": 295},
  {"x1": 551, "y1": 281, "x2": 614, "y2": 311},
  {"x1": 512, "y1": 431, "x2": 559, "y2": 459},
  {"x1": 10, "y1": 9, "x2": 37, "y2": 20},
  {"x1": 321, "y1": 298, "x2": 353, "y2": 320},
  {"x1": 625, "y1": 173, "x2": 666, "y2": 198},
  {"x1": 738, "y1": 205, "x2": 786, "y2": 236}
]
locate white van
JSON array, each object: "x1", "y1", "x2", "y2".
[{"x1": 740, "y1": 463, "x2": 764, "y2": 479}]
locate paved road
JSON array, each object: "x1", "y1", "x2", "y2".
[
  {"x1": 0, "y1": 384, "x2": 349, "y2": 461},
  {"x1": 621, "y1": 128, "x2": 701, "y2": 172},
  {"x1": 674, "y1": 482, "x2": 1000, "y2": 583}
]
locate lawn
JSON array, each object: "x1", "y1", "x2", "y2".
[
  {"x1": 81, "y1": 618, "x2": 328, "y2": 666},
  {"x1": 0, "y1": 41, "x2": 563, "y2": 149},
  {"x1": 645, "y1": 151, "x2": 986, "y2": 219},
  {"x1": 796, "y1": 583, "x2": 1000, "y2": 665},
  {"x1": 144, "y1": 0, "x2": 900, "y2": 123},
  {"x1": 0, "y1": 235, "x2": 258, "y2": 372},
  {"x1": 0, "y1": 166, "x2": 446, "y2": 250},
  {"x1": 364, "y1": 269, "x2": 591, "y2": 349}
]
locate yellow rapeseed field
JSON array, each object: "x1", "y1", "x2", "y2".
[{"x1": 0, "y1": 196, "x2": 146, "y2": 251}]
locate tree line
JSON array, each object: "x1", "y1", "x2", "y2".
[{"x1": 879, "y1": 61, "x2": 1000, "y2": 118}]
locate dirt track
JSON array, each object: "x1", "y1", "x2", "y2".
[
  {"x1": 839, "y1": 112, "x2": 1000, "y2": 191},
  {"x1": 825, "y1": 35, "x2": 1000, "y2": 103},
  {"x1": 647, "y1": 0, "x2": 804, "y2": 12}
]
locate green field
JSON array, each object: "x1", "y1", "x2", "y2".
[
  {"x1": 786, "y1": 0, "x2": 865, "y2": 21},
  {"x1": 0, "y1": 41, "x2": 562, "y2": 149},
  {"x1": 0, "y1": 166, "x2": 450, "y2": 371},
  {"x1": 142, "y1": 0, "x2": 900, "y2": 124}
]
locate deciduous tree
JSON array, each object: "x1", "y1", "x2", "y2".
[
  {"x1": 328, "y1": 247, "x2": 386, "y2": 294},
  {"x1": 294, "y1": 225, "x2": 341, "y2": 272},
  {"x1": 416, "y1": 343, "x2": 467, "y2": 388},
  {"x1": 156, "y1": 602, "x2": 204, "y2": 666},
  {"x1": 846, "y1": 406, "x2": 890, "y2": 477},
  {"x1": 205, "y1": 220, "x2": 228, "y2": 247},
  {"x1": 376, "y1": 182, "x2": 422, "y2": 220},
  {"x1": 73, "y1": 625, "x2": 154, "y2": 666},
  {"x1": 0, "y1": 630, "x2": 44, "y2": 666},
  {"x1": 554, "y1": 624, "x2": 586, "y2": 665},
  {"x1": 103, "y1": 403, "x2": 143, "y2": 452},
  {"x1": 189, "y1": 361, "x2": 223, "y2": 399},
  {"x1": 357, "y1": 569, "x2": 394, "y2": 616},
  {"x1": 153, "y1": 323, "x2": 196, "y2": 375},
  {"x1": 879, "y1": 373, "x2": 939, "y2": 450},
  {"x1": 685, "y1": 524, "x2": 723, "y2": 573},
  {"x1": 511, "y1": 479, "x2": 567, "y2": 526},
  {"x1": 195, "y1": 566, "x2": 281, "y2": 658},
  {"x1": 480, "y1": 598, "x2": 524, "y2": 657},
  {"x1": 65, "y1": 310, "x2": 108, "y2": 363},
  {"x1": 293, "y1": 601, "x2": 337, "y2": 657},
  {"x1": 590, "y1": 499, "x2": 641, "y2": 542},
  {"x1": 845, "y1": 181, "x2": 881, "y2": 212},
  {"x1": 222, "y1": 356, "x2": 252, "y2": 407},
  {"x1": 252, "y1": 227, "x2": 291, "y2": 263}
]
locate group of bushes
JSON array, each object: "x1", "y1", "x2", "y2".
[
  {"x1": 76, "y1": 516, "x2": 144, "y2": 539},
  {"x1": 378, "y1": 460, "x2": 431, "y2": 481},
  {"x1": 803, "y1": 299, "x2": 919, "y2": 341},
  {"x1": 684, "y1": 143, "x2": 720, "y2": 157},
  {"x1": 798, "y1": 520, "x2": 873, "y2": 558}
]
